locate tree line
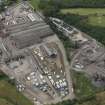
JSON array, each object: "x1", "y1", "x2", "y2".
[{"x1": 0, "y1": 0, "x2": 18, "y2": 12}]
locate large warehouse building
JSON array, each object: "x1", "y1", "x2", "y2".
[
  {"x1": 9, "y1": 22, "x2": 54, "y2": 49},
  {"x1": 2, "y1": 2, "x2": 54, "y2": 49}
]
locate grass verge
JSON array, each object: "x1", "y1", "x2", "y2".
[{"x1": 0, "y1": 74, "x2": 33, "y2": 105}]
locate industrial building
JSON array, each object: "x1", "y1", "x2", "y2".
[
  {"x1": 0, "y1": 1, "x2": 74, "y2": 104},
  {"x1": 0, "y1": 2, "x2": 53, "y2": 50},
  {"x1": 9, "y1": 23, "x2": 54, "y2": 49}
]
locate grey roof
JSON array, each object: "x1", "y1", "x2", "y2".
[
  {"x1": 7, "y1": 21, "x2": 42, "y2": 30},
  {"x1": 9, "y1": 21, "x2": 54, "y2": 49},
  {"x1": 8, "y1": 21, "x2": 47, "y2": 34},
  {"x1": 11, "y1": 34, "x2": 42, "y2": 49}
]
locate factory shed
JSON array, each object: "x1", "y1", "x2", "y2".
[{"x1": 9, "y1": 26, "x2": 54, "y2": 49}]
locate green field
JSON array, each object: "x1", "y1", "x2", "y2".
[
  {"x1": 87, "y1": 16, "x2": 105, "y2": 27},
  {"x1": 0, "y1": 98, "x2": 14, "y2": 105},
  {"x1": 61, "y1": 8, "x2": 105, "y2": 15},
  {"x1": 61, "y1": 8, "x2": 105, "y2": 27},
  {"x1": 29, "y1": 0, "x2": 40, "y2": 9},
  {"x1": 72, "y1": 71, "x2": 95, "y2": 100},
  {"x1": 0, "y1": 75, "x2": 33, "y2": 105}
]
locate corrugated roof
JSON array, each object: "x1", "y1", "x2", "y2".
[{"x1": 9, "y1": 23, "x2": 54, "y2": 49}]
